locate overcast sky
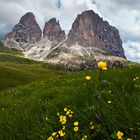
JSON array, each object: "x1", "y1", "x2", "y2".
[{"x1": 0, "y1": 0, "x2": 140, "y2": 62}]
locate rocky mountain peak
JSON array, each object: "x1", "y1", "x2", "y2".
[
  {"x1": 66, "y1": 10, "x2": 126, "y2": 58},
  {"x1": 5, "y1": 12, "x2": 42, "y2": 44},
  {"x1": 43, "y1": 18, "x2": 66, "y2": 43},
  {"x1": 19, "y1": 12, "x2": 36, "y2": 27}
]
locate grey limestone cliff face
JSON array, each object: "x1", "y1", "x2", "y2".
[
  {"x1": 66, "y1": 10, "x2": 126, "y2": 58},
  {"x1": 5, "y1": 12, "x2": 42, "y2": 43},
  {"x1": 43, "y1": 18, "x2": 66, "y2": 44}
]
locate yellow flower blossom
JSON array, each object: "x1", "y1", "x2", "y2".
[
  {"x1": 74, "y1": 121, "x2": 79, "y2": 126},
  {"x1": 130, "y1": 128, "x2": 134, "y2": 131},
  {"x1": 66, "y1": 110, "x2": 70, "y2": 115},
  {"x1": 127, "y1": 138, "x2": 132, "y2": 140},
  {"x1": 82, "y1": 135, "x2": 87, "y2": 140},
  {"x1": 107, "y1": 100, "x2": 112, "y2": 104},
  {"x1": 136, "y1": 76, "x2": 139, "y2": 80},
  {"x1": 74, "y1": 126, "x2": 79, "y2": 132},
  {"x1": 57, "y1": 112, "x2": 60, "y2": 116},
  {"x1": 97, "y1": 61, "x2": 107, "y2": 70},
  {"x1": 90, "y1": 125, "x2": 95, "y2": 129},
  {"x1": 45, "y1": 117, "x2": 48, "y2": 120},
  {"x1": 64, "y1": 108, "x2": 68, "y2": 112},
  {"x1": 89, "y1": 122, "x2": 93, "y2": 125},
  {"x1": 134, "y1": 78, "x2": 136, "y2": 81},
  {"x1": 47, "y1": 136, "x2": 54, "y2": 140},
  {"x1": 66, "y1": 109, "x2": 73, "y2": 117},
  {"x1": 86, "y1": 76, "x2": 91, "y2": 80},
  {"x1": 116, "y1": 131, "x2": 123, "y2": 139},
  {"x1": 58, "y1": 130, "x2": 65, "y2": 137},
  {"x1": 68, "y1": 114, "x2": 72, "y2": 118},
  {"x1": 62, "y1": 125, "x2": 66, "y2": 130},
  {"x1": 52, "y1": 132, "x2": 57, "y2": 137},
  {"x1": 59, "y1": 115, "x2": 66, "y2": 125}
]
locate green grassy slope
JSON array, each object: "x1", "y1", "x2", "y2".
[
  {"x1": 0, "y1": 55, "x2": 139, "y2": 140},
  {"x1": 0, "y1": 42, "x2": 140, "y2": 139}
]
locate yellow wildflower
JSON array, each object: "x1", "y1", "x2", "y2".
[
  {"x1": 64, "y1": 108, "x2": 68, "y2": 112},
  {"x1": 57, "y1": 112, "x2": 60, "y2": 116},
  {"x1": 74, "y1": 126, "x2": 79, "y2": 132},
  {"x1": 82, "y1": 135, "x2": 87, "y2": 140},
  {"x1": 59, "y1": 115, "x2": 66, "y2": 125},
  {"x1": 107, "y1": 100, "x2": 112, "y2": 104},
  {"x1": 116, "y1": 131, "x2": 123, "y2": 139},
  {"x1": 97, "y1": 61, "x2": 107, "y2": 70},
  {"x1": 127, "y1": 138, "x2": 132, "y2": 140},
  {"x1": 47, "y1": 136, "x2": 54, "y2": 140},
  {"x1": 62, "y1": 125, "x2": 66, "y2": 130},
  {"x1": 109, "y1": 90, "x2": 112, "y2": 93},
  {"x1": 58, "y1": 130, "x2": 65, "y2": 137},
  {"x1": 68, "y1": 114, "x2": 72, "y2": 118},
  {"x1": 136, "y1": 76, "x2": 139, "y2": 80},
  {"x1": 66, "y1": 110, "x2": 70, "y2": 115},
  {"x1": 66, "y1": 109, "x2": 73, "y2": 117},
  {"x1": 52, "y1": 132, "x2": 57, "y2": 137},
  {"x1": 90, "y1": 122, "x2": 93, "y2": 125},
  {"x1": 130, "y1": 128, "x2": 134, "y2": 131},
  {"x1": 90, "y1": 125, "x2": 95, "y2": 129},
  {"x1": 134, "y1": 78, "x2": 136, "y2": 81},
  {"x1": 74, "y1": 121, "x2": 79, "y2": 126},
  {"x1": 86, "y1": 76, "x2": 91, "y2": 80},
  {"x1": 45, "y1": 117, "x2": 48, "y2": 120}
]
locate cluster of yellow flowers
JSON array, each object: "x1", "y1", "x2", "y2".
[
  {"x1": 133, "y1": 76, "x2": 139, "y2": 81},
  {"x1": 47, "y1": 107, "x2": 133, "y2": 140},
  {"x1": 47, "y1": 107, "x2": 78, "y2": 140},
  {"x1": 85, "y1": 61, "x2": 107, "y2": 82},
  {"x1": 82, "y1": 135, "x2": 87, "y2": 140},
  {"x1": 73, "y1": 121, "x2": 79, "y2": 132},
  {"x1": 47, "y1": 61, "x2": 136, "y2": 139},
  {"x1": 65, "y1": 108, "x2": 73, "y2": 118},
  {"x1": 59, "y1": 115, "x2": 66, "y2": 125}
]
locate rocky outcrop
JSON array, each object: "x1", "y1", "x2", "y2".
[
  {"x1": 5, "y1": 12, "x2": 42, "y2": 44},
  {"x1": 66, "y1": 10, "x2": 126, "y2": 58},
  {"x1": 43, "y1": 18, "x2": 66, "y2": 44}
]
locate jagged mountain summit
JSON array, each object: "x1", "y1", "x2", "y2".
[
  {"x1": 4, "y1": 12, "x2": 42, "y2": 50},
  {"x1": 24, "y1": 18, "x2": 66, "y2": 60},
  {"x1": 43, "y1": 18, "x2": 66, "y2": 44},
  {"x1": 45, "y1": 10, "x2": 126, "y2": 64},
  {"x1": 66, "y1": 10, "x2": 125, "y2": 58},
  {"x1": 3, "y1": 10, "x2": 126, "y2": 64}
]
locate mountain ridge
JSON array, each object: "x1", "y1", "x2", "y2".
[{"x1": 3, "y1": 10, "x2": 126, "y2": 64}]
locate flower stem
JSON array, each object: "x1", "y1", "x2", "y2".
[{"x1": 99, "y1": 69, "x2": 102, "y2": 82}]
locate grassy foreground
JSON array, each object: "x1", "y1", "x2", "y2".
[{"x1": 0, "y1": 52, "x2": 140, "y2": 139}]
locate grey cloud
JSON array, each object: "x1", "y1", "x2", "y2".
[
  {"x1": 111, "y1": 0, "x2": 140, "y2": 9},
  {"x1": 123, "y1": 41, "x2": 140, "y2": 62}
]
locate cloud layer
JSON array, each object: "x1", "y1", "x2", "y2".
[{"x1": 0, "y1": 0, "x2": 140, "y2": 62}]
